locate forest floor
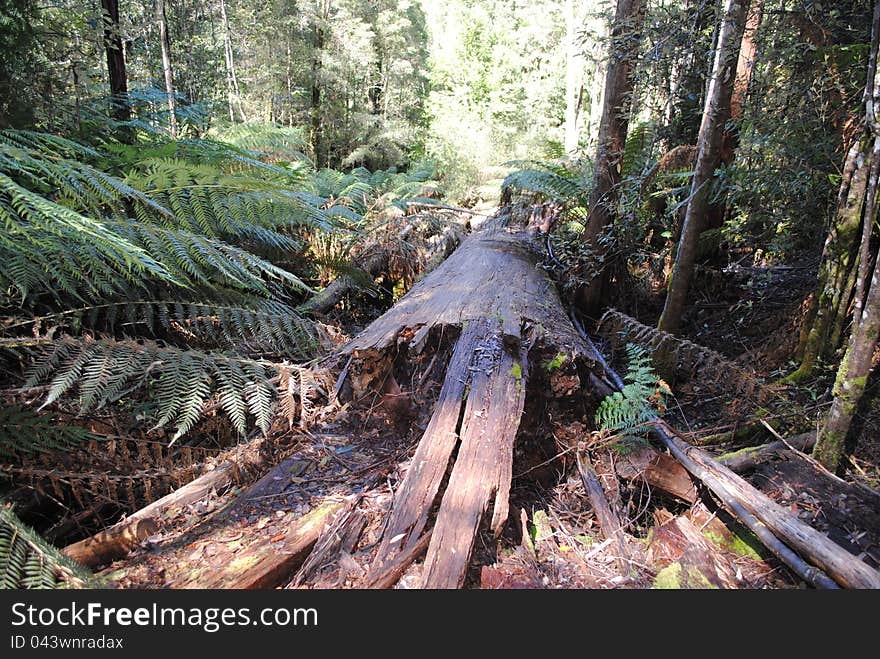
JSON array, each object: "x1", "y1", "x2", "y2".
[{"x1": 91, "y1": 209, "x2": 880, "y2": 590}]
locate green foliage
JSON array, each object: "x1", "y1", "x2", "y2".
[
  {"x1": 0, "y1": 118, "x2": 446, "y2": 448},
  {"x1": 595, "y1": 344, "x2": 666, "y2": 432},
  {"x1": 24, "y1": 337, "x2": 296, "y2": 441},
  {"x1": 0, "y1": 507, "x2": 92, "y2": 589},
  {"x1": 0, "y1": 406, "x2": 98, "y2": 459}
]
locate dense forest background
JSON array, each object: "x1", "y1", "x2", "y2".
[{"x1": 1, "y1": 0, "x2": 880, "y2": 590}]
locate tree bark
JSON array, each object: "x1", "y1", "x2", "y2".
[
  {"x1": 310, "y1": 0, "x2": 328, "y2": 168},
  {"x1": 100, "y1": 0, "x2": 131, "y2": 127},
  {"x1": 658, "y1": 0, "x2": 750, "y2": 334},
  {"x1": 579, "y1": 0, "x2": 644, "y2": 316},
  {"x1": 814, "y1": 209, "x2": 880, "y2": 470},
  {"x1": 156, "y1": 0, "x2": 177, "y2": 138}
]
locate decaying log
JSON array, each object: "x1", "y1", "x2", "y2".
[
  {"x1": 575, "y1": 452, "x2": 630, "y2": 572},
  {"x1": 63, "y1": 436, "x2": 271, "y2": 568},
  {"x1": 174, "y1": 498, "x2": 348, "y2": 589},
  {"x1": 653, "y1": 420, "x2": 880, "y2": 589},
  {"x1": 718, "y1": 432, "x2": 816, "y2": 472},
  {"x1": 348, "y1": 221, "x2": 600, "y2": 588},
  {"x1": 62, "y1": 518, "x2": 157, "y2": 568},
  {"x1": 648, "y1": 516, "x2": 738, "y2": 589},
  {"x1": 615, "y1": 444, "x2": 697, "y2": 503},
  {"x1": 301, "y1": 224, "x2": 462, "y2": 316}
]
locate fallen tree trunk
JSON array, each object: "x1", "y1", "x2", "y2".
[
  {"x1": 342, "y1": 220, "x2": 601, "y2": 588},
  {"x1": 173, "y1": 498, "x2": 348, "y2": 589},
  {"x1": 63, "y1": 436, "x2": 270, "y2": 568},
  {"x1": 653, "y1": 420, "x2": 880, "y2": 589},
  {"x1": 579, "y1": 326, "x2": 880, "y2": 588}
]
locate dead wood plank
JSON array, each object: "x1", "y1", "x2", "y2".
[
  {"x1": 364, "y1": 532, "x2": 432, "y2": 589},
  {"x1": 654, "y1": 420, "x2": 880, "y2": 589},
  {"x1": 576, "y1": 451, "x2": 631, "y2": 572},
  {"x1": 63, "y1": 436, "x2": 270, "y2": 568},
  {"x1": 365, "y1": 322, "x2": 480, "y2": 578},
  {"x1": 421, "y1": 335, "x2": 527, "y2": 588},
  {"x1": 615, "y1": 444, "x2": 697, "y2": 503},
  {"x1": 292, "y1": 503, "x2": 366, "y2": 587},
  {"x1": 174, "y1": 498, "x2": 348, "y2": 589}
]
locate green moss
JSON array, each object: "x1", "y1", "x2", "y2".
[
  {"x1": 716, "y1": 445, "x2": 762, "y2": 462},
  {"x1": 702, "y1": 527, "x2": 763, "y2": 560},
  {"x1": 653, "y1": 563, "x2": 681, "y2": 589},
  {"x1": 653, "y1": 562, "x2": 718, "y2": 589},
  {"x1": 543, "y1": 352, "x2": 568, "y2": 372},
  {"x1": 508, "y1": 362, "x2": 522, "y2": 379}
]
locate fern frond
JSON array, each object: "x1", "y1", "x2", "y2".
[
  {"x1": 0, "y1": 507, "x2": 92, "y2": 589},
  {"x1": 23, "y1": 337, "x2": 306, "y2": 440},
  {"x1": 0, "y1": 173, "x2": 175, "y2": 301},
  {"x1": 595, "y1": 344, "x2": 665, "y2": 432}
]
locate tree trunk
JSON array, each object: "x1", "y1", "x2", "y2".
[
  {"x1": 310, "y1": 0, "x2": 327, "y2": 168},
  {"x1": 219, "y1": 0, "x2": 247, "y2": 123},
  {"x1": 156, "y1": 0, "x2": 177, "y2": 138},
  {"x1": 100, "y1": 0, "x2": 131, "y2": 127},
  {"x1": 579, "y1": 0, "x2": 645, "y2": 316},
  {"x1": 814, "y1": 13, "x2": 880, "y2": 468},
  {"x1": 787, "y1": 2, "x2": 880, "y2": 383},
  {"x1": 564, "y1": 0, "x2": 582, "y2": 155},
  {"x1": 658, "y1": 0, "x2": 750, "y2": 334},
  {"x1": 345, "y1": 218, "x2": 603, "y2": 588}
]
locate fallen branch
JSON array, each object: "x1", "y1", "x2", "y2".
[
  {"x1": 718, "y1": 432, "x2": 816, "y2": 472},
  {"x1": 576, "y1": 325, "x2": 879, "y2": 588},
  {"x1": 62, "y1": 436, "x2": 271, "y2": 568},
  {"x1": 575, "y1": 451, "x2": 630, "y2": 572}
]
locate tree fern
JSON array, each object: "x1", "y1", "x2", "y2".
[
  {"x1": 24, "y1": 337, "x2": 325, "y2": 441},
  {"x1": 0, "y1": 507, "x2": 92, "y2": 589},
  {"x1": 595, "y1": 344, "x2": 669, "y2": 432}
]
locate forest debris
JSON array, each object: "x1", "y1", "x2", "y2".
[
  {"x1": 576, "y1": 451, "x2": 630, "y2": 572},
  {"x1": 62, "y1": 436, "x2": 271, "y2": 568},
  {"x1": 653, "y1": 420, "x2": 880, "y2": 589},
  {"x1": 615, "y1": 444, "x2": 697, "y2": 503},
  {"x1": 172, "y1": 498, "x2": 348, "y2": 589},
  {"x1": 648, "y1": 516, "x2": 738, "y2": 589},
  {"x1": 292, "y1": 502, "x2": 366, "y2": 587}
]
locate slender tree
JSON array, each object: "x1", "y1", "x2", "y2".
[
  {"x1": 156, "y1": 0, "x2": 177, "y2": 138},
  {"x1": 100, "y1": 0, "x2": 130, "y2": 126},
  {"x1": 658, "y1": 0, "x2": 750, "y2": 334},
  {"x1": 563, "y1": 0, "x2": 583, "y2": 155},
  {"x1": 579, "y1": 0, "x2": 644, "y2": 316},
  {"x1": 219, "y1": 0, "x2": 247, "y2": 123}
]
